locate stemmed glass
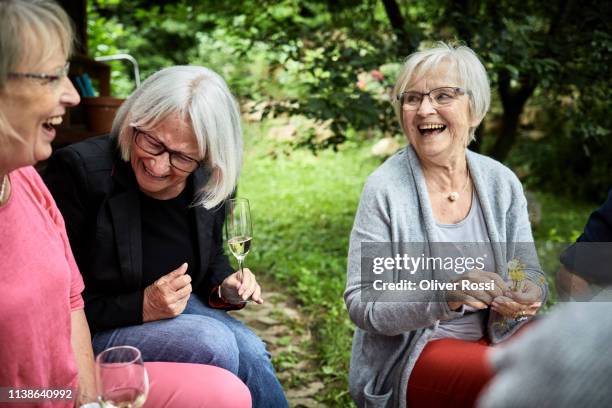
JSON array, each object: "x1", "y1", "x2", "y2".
[
  {"x1": 96, "y1": 346, "x2": 149, "y2": 408},
  {"x1": 225, "y1": 198, "x2": 253, "y2": 301}
]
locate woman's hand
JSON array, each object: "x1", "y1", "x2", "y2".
[
  {"x1": 143, "y1": 263, "x2": 192, "y2": 322},
  {"x1": 447, "y1": 270, "x2": 508, "y2": 311},
  {"x1": 220, "y1": 268, "x2": 264, "y2": 305},
  {"x1": 491, "y1": 279, "x2": 543, "y2": 319}
]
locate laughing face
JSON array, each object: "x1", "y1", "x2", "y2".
[
  {"x1": 0, "y1": 53, "x2": 80, "y2": 167},
  {"x1": 130, "y1": 113, "x2": 202, "y2": 200},
  {"x1": 401, "y1": 64, "x2": 477, "y2": 163}
]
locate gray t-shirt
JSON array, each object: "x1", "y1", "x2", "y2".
[{"x1": 430, "y1": 192, "x2": 496, "y2": 341}]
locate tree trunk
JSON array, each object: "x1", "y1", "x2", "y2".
[
  {"x1": 381, "y1": 0, "x2": 413, "y2": 56},
  {"x1": 489, "y1": 104, "x2": 522, "y2": 161},
  {"x1": 447, "y1": 0, "x2": 473, "y2": 45},
  {"x1": 489, "y1": 70, "x2": 536, "y2": 161}
]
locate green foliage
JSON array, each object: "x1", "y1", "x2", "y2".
[
  {"x1": 87, "y1": 0, "x2": 611, "y2": 197},
  {"x1": 530, "y1": 192, "x2": 594, "y2": 307}
]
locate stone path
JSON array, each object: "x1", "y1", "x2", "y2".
[{"x1": 230, "y1": 290, "x2": 326, "y2": 408}]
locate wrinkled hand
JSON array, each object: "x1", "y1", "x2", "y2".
[
  {"x1": 220, "y1": 268, "x2": 264, "y2": 305},
  {"x1": 491, "y1": 279, "x2": 543, "y2": 319},
  {"x1": 447, "y1": 270, "x2": 508, "y2": 311},
  {"x1": 143, "y1": 263, "x2": 192, "y2": 322}
]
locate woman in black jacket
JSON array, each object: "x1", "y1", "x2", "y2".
[{"x1": 44, "y1": 65, "x2": 288, "y2": 408}]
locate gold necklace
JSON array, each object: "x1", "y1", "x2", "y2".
[{"x1": 0, "y1": 175, "x2": 7, "y2": 204}]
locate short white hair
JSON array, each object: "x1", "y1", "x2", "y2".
[
  {"x1": 113, "y1": 65, "x2": 242, "y2": 209},
  {"x1": 392, "y1": 42, "x2": 491, "y2": 142}
]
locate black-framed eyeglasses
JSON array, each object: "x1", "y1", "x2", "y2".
[
  {"x1": 8, "y1": 62, "x2": 70, "y2": 89},
  {"x1": 397, "y1": 87, "x2": 469, "y2": 110},
  {"x1": 133, "y1": 127, "x2": 202, "y2": 173}
]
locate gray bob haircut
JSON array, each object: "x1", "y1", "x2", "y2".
[
  {"x1": 392, "y1": 42, "x2": 491, "y2": 142},
  {"x1": 0, "y1": 0, "x2": 73, "y2": 86},
  {"x1": 113, "y1": 65, "x2": 243, "y2": 210},
  {"x1": 0, "y1": 0, "x2": 73, "y2": 142}
]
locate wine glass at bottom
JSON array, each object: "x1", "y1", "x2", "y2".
[{"x1": 96, "y1": 345, "x2": 149, "y2": 408}]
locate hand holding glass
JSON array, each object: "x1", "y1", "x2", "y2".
[{"x1": 225, "y1": 198, "x2": 254, "y2": 303}]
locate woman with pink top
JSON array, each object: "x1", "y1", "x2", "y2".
[{"x1": 0, "y1": 1, "x2": 251, "y2": 407}]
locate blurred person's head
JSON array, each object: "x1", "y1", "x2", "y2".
[
  {"x1": 0, "y1": 0, "x2": 80, "y2": 169},
  {"x1": 113, "y1": 66, "x2": 242, "y2": 209}
]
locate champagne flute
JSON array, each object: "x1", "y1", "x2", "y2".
[
  {"x1": 96, "y1": 346, "x2": 149, "y2": 408},
  {"x1": 225, "y1": 198, "x2": 253, "y2": 301}
]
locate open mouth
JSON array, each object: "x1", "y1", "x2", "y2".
[
  {"x1": 418, "y1": 123, "x2": 446, "y2": 136},
  {"x1": 43, "y1": 115, "x2": 63, "y2": 132}
]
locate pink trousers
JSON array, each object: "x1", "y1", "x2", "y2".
[{"x1": 143, "y1": 362, "x2": 251, "y2": 408}]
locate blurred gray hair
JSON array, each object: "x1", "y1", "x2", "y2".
[
  {"x1": 113, "y1": 66, "x2": 243, "y2": 209},
  {"x1": 0, "y1": 0, "x2": 73, "y2": 142},
  {"x1": 392, "y1": 42, "x2": 491, "y2": 142}
]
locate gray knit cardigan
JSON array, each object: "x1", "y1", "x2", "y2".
[{"x1": 344, "y1": 145, "x2": 547, "y2": 408}]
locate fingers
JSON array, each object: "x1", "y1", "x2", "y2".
[
  {"x1": 174, "y1": 283, "x2": 192, "y2": 300},
  {"x1": 461, "y1": 271, "x2": 507, "y2": 304},
  {"x1": 251, "y1": 283, "x2": 264, "y2": 304},
  {"x1": 221, "y1": 268, "x2": 264, "y2": 304},
  {"x1": 169, "y1": 272, "x2": 192, "y2": 291},
  {"x1": 237, "y1": 268, "x2": 253, "y2": 296},
  {"x1": 491, "y1": 296, "x2": 541, "y2": 319},
  {"x1": 505, "y1": 280, "x2": 543, "y2": 304},
  {"x1": 491, "y1": 296, "x2": 522, "y2": 318},
  {"x1": 468, "y1": 270, "x2": 507, "y2": 298},
  {"x1": 458, "y1": 274, "x2": 494, "y2": 304},
  {"x1": 463, "y1": 295, "x2": 488, "y2": 310},
  {"x1": 466, "y1": 289, "x2": 493, "y2": 305},
  {"x1": 156, "y1": 262, "x2": 188, "y2": 285},
  {"x1": 171, "y1": 294, "x2": 190, "y2": 314},
  {"x1": 143, "y1": 263, "x2": 192, "y2": 322},
  {"x1": 446, "y1": 290, "x2": 487, "y2": 310},
  {"x1": 236, "y1": 268, "x2": 259, "y2": 302},
  {"x1": 168, "y1": 262, "x2": 189, "y2": 279}
]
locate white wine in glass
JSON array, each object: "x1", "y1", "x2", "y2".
[
  {"x1": 228, "y1": 235, "x2": 252, "y2": 259},
  {"x1": 96, "y1": 346, "x2": 149, "y2": 408},
  {"x1": 225, "y1": 198, "x2": 253, "y2": 298}
]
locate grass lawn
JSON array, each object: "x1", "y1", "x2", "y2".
[{"x1": 237, "y1": 120, "x2": 597, "y2": 406}]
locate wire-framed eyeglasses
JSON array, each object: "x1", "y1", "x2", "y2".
[
  {"x1": 397, "y1": 87, "x2": 469, "y2": 110},
  {"x1": 133, "y1": 127, "x2": 202, "y2": 173},
  {"x1": 8, "y1": 62, "x2": 70, "y2": 88}
]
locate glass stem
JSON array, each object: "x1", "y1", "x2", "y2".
[{"x1": 238, "y1": 258, "x2": 244, "y2": 282}]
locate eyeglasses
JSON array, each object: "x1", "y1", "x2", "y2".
[
  {"x1": 8, "y1": 62, "x2": 70, "y2": 89},
  {"x1": 397, "y1": 87, "x2": 469, "y2": 110},
  {"x1": 133, "y1": 127, "x2": 202, "y2": 173}
]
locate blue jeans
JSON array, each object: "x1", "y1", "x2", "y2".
[{"x1": 93, "y1": 295, "x2": 289, "y2": 408}]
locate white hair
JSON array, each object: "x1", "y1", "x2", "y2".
[
  {"x1": 113, "y1": 65, "x2": 243, "y2": 209},
  {"x1": 392, "y1": 42, "x2": 491, "y2": 142}
]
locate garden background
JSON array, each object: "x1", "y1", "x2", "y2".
[{"x1": 85, "y1": 0, "x2": 610, "y2": 405}]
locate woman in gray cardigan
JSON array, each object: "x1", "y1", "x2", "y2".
[{"x1": 344, "y1": 43, "x2": 547, "y2": 408}]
